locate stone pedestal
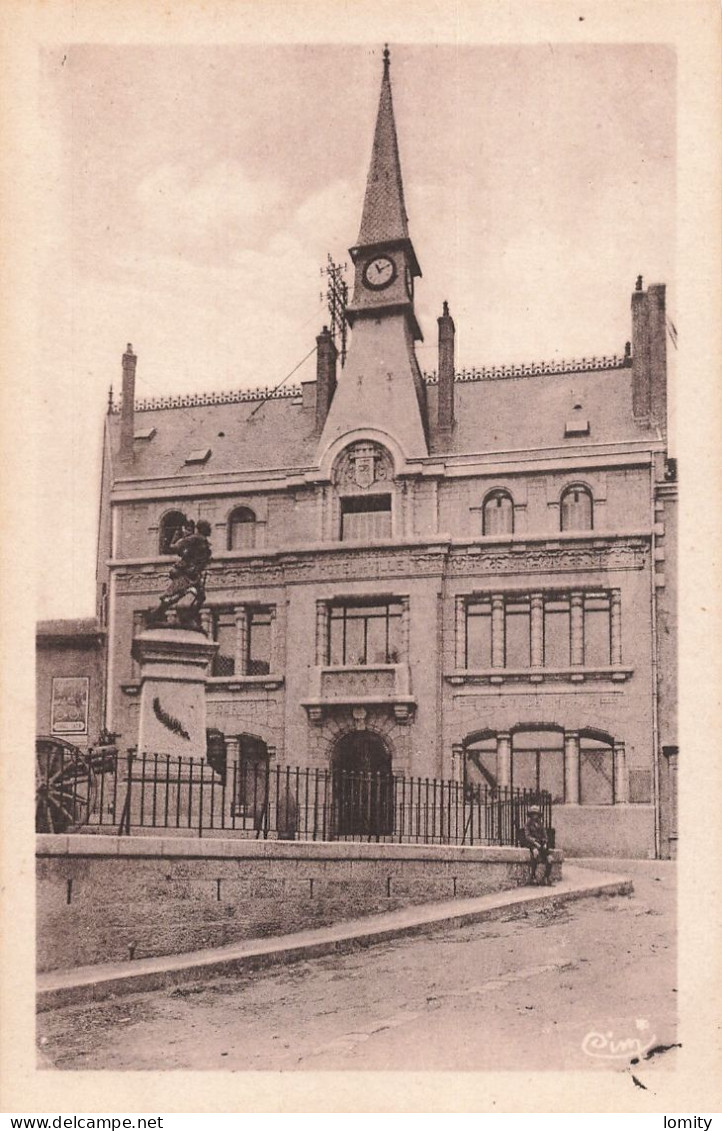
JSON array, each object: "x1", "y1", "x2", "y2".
[{"x1": 132, "y1": 627, "x2": 218, "y2": 757}]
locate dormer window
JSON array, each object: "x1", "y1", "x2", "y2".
[
  {"x1": 340, "y1": 494, "x2": 392, "y2": 541},
  {"x1": 228, "y1": 507, "x2": 256, "y2": 550},
  {"x1": 185, "y1": 448, "x2": 211, "y2": 465},
  {"x1": 560, "y1": 484, "x2": 593, "y2": 532},
  {"x1": 482, "y1": 490, "x2": 514, "y2": 536}
]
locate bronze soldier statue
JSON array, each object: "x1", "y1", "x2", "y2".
[{"x1": 150, "y1": 517, "x2": 212, "y2": 627}]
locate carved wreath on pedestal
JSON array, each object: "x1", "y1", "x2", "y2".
[{"x1": 333, "y1": 441, "x2": 393, "y2": 491}]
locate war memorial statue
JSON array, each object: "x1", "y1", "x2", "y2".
[{"x1": 149, "y1": 516, "x2": 212, "y2": 629}]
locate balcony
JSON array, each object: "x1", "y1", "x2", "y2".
[{"x1": 302, "y1": 663, "x2": 416, "y2": 724}]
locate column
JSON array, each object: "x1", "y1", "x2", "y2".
[
  {"x1": 530, "y1": 593, "x2": 544, "y2": 668},
  {"x1": 268, "y1": 606, "x2": 277, "y2": 675},
  {"x1": 451, "y1": 743, "x2": 465, "y2": 784},
  {"x1": 402, "y1": 480, "x2": 414, "y2": 538},
  {"x1": 235, "y1": 607, "x2": 247, "y2": 675},
  {"x1": 614, "y1": 742, "x2": 628, "y2": 803},
  {"x1": 315, "y1": 600, "x2": 328, "y2": 665},
  {"x1": 400, "y1": 596, "x2": 411, "y2": 662},
  {"x1": 454, "y1": 596, "x2": 466, "y2": 669},
  {"x1": 611, "y1": 590, "x2": 622, "y2": 665},
  {"x1": 491, "y1": 595, "x2": 505, "y2": 668},
  {"x1": 225, "y1": 735, "x2": 240, "y2": 785},
  {"x1": 564, "y1": 730, "x2": 580, "y2": 804},
  {"x1": 497, "y1": 732, "x2": 512, "y2": 788},
  {"x1": 571, "y1": 592, "x2": 584, "y2": 666}
]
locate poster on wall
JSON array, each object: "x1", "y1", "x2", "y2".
[{"x1": 50, "y1": 676, "x2": 89, "y2": 736}]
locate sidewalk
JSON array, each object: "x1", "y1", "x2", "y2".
[{"x1": 37, "y1": 863, "x2": 632, "y2": 1011}]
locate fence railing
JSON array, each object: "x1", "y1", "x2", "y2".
[{"x1": 35, "y1": 747, "x2": 553, "y2": 847}]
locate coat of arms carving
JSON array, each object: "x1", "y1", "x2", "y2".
[{"x1": 336, "y1": 441, "x2": 391, "y2": 490}]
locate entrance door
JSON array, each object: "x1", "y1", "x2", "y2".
[{"x1": 332, "y1": 732, "x2": 393, "y2": 838}]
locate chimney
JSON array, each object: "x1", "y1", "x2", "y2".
[
  {"x1": 315, "y1": 326, "x2": 338, "y2": 434},
  {"x1": 631, "y1": 280, "x2": 668, "y2": 433},
  {"x1": 437, "y1": 301, "x2": 455, "y2": 441},
  {"x1": 120, "y1": 343, "x2": 136, "y2": 463},
  {"x1": 647, "y1": 283, "x2": 667, "y2": 433}
]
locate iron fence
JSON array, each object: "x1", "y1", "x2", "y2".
[{"x1": 35, "y1": 746, "x2": 553, "y2": 847}]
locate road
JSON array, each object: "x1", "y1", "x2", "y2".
[{"x1": 38, "y1": 859, "x2": 676, "y2": 1073}]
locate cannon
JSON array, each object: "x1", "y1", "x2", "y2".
[{"x1": 35, "y1": 734, "x2": 118, "y2": 833}]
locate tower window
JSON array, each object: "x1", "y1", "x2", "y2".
[
  {"x1": 482, "y1": 490, "x2": 514, "y2": 535},
  {"x1": 228, "y1": 507, "x2": 256, "y2": 550},
  {"x1": 340, "y1": 495, "x2": 392, "y2": 541},
  {"x1": 560, "y1": 485, "x2": 593, "y2": 531}
]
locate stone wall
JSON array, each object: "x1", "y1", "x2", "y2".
[
  {"x1": 37, "y1": 835, "x2": 562, "y2": 973},
  {"x1": 553, "y1": 805, "x2": 655, "y2": 858}
]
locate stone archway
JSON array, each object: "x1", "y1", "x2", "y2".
[{"x1": 331, "y1": 731, "x2": 393, "y2": 838}]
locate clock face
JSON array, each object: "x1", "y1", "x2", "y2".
[{"x1": 363, "y1": 255, "x2": 397, "y2": 290}]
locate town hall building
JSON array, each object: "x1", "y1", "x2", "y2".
[{"x1": 89, "y1": 50, "x2": 677, "y2": 858}]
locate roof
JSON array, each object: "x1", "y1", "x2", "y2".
[
  {"x1": 355, "y1": 49, "x2": 410, "y2": 248},
  {"x1": 36, "y1": 618, "x2": 105, "y2": 642},
  {"x1": 106, "y1": 355, "x2": 648, "y2": 482}
]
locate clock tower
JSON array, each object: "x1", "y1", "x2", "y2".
[
  {"x1": 346, "y1": 46, "x2": 422, "y2": 341},
  {"x1": 318, "y1": 46, "x2": 429, "y2": 460}
]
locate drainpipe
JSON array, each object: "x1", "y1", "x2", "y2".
[{"x1": 649, "y1": 459, "x2": 661, "y2": 858}]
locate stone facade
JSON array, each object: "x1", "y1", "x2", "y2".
[{"x1": 90, "y1": 54, "x2": 676, "y2": 858}]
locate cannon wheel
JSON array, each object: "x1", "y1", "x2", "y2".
[{"x1": 35, "y1": 737, "x2": 98, "y2": 833}]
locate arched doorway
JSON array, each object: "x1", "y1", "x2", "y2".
[{"x1": 332, "y1": 732, "x2": 393, "y2": 838}]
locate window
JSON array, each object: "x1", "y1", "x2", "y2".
[
  {"x1": 233, "y1": 734, "x2": 270, "y2": 816},
  {"x1": 544, "y1": 597, "x2": 571, "y2": 667},
  {"x1": 228, "y1": 507, "x2": 256, "y2": 551},
  {"x1": 482, "y1": 490, "x2": 514, "y2": 535},
  {"x1": 505, "y1": 598, "x2": 531, "y2": 668},
  {"x1": 579, "y1": 735, "x2": 615, "y2": 804},
  {"x1": 328, "y1": 601, "x2": 402, "y2": 666},
  {"x1": 560, "y1": 484, "x2": 593, "y2": 531},
  {"x1": 340, "y1": 495, "x2": 392, "y2": 541},
  {"x1": 465, "y1": 736, "x2": 498, "y2": 791},
  {"x1": 209, "y1": 604, "x2": 274, "y2": 676},
  {"x1": 584, "y1": 593, "x2": 611, "y2": 666},
  {"x1": 159, "y1": 510, "x2": 187, "y2": 555},
  {"x1": 212, "y1": 608, "x2": 236, "y2": 676},
  {"x1": 512, "y1": 730, "x2": 565, "y2": 803},
  {"x1": 247, "y1": 608, "x2": 272, "y2": 675},
  {"x1": 461, "y1": 588, "x2": 619, "y2": 673},
  {"x1": 466, "y1": 600, "x2": 492, "y2": 668}
]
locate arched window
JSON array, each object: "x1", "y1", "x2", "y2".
[
  {"x1": 159, "y1": 510, "x2": 186, "y2": 555},
  {"x1": 228, "y1": 507, "x2": 256, "y2": 551},
  {"x1": 560, "y1": 484, "x2": 593, "y2": 532},
  {"x1": 464, "y1": 734, "x2": 498, "y2": 792},
  {"x1": 482, "y1": 490, "x2": 514, "y2": 535},
  {"x1": 579, "y1": 733, "x2": 615, "y2": 805},
  {"x1": 511, "y1": 728, "x2": 565, "y2": 803}
]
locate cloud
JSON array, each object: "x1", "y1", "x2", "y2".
[{"x1": 135, "y1": 161, "x2": 287, "y2": 261}]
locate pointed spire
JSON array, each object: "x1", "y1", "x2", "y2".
[{"x1": 356, "y1": 45, "x2": 409, "y2": 247}]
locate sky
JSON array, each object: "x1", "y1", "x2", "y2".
[{"x1": 36, "y1": 43, "x2": 675, "y2": 618}]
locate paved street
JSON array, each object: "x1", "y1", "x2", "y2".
[{"x1": 38, "y1": 859, "x2": 676, "y2": 1073}]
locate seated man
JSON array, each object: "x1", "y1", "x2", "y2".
[{"x1": 521, "y1": 804, "x2": 553, "y2": 886}]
